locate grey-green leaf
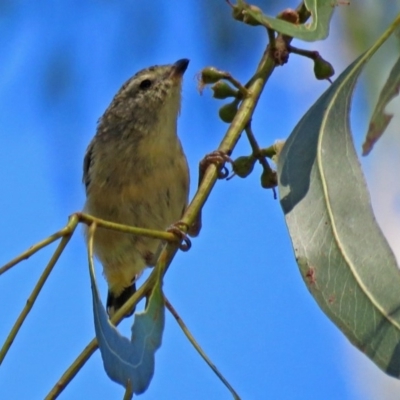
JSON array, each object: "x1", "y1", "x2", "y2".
[
  {"x1": 277, "y1": 26, "x2": 400, "y2": 376},
  {"x1": 245, "y1": 0, "x2": 335, "y2": 42},
  {"x1": 90, "y1": 265, "x2": 165, "y2": 394},
  {"x1": 362, "y1": 54, "x2": 400, "y2": 155}
]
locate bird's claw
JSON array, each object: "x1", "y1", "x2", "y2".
[
  {"x1": 200, "y1": 150, "x2": 233, "y2": 179},
  {"x1": 167, "y1": 222, "x2": 192, "y2": 251}
]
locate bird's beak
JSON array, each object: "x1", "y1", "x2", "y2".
[{"x1": 170, "y1": 58, "x2": 190, "y2": 80}]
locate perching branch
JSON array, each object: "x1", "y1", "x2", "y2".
[{"x1": 0, "y1": 214, "x2": 79, "y2": 365}]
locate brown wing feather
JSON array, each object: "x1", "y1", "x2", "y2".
[{"x1": 83, "y1": 141, "x2": 95, "y2": 192}]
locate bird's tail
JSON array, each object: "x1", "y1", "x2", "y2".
[{"x1": 106, "y1": 281, "x2": 136, "y2": 318}]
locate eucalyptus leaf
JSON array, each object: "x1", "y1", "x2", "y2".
[
  {"x1": 89, "y1": 262, "x2": 165, "y2": 394},
  {"x1": 245, "y1": 0, "x2": 335, "y2": 42},
  {"x1": 277, "y1": 25, "x2": 400, "y2": 375},
  {"x1": 362, "y1": 54, "x2": 400, "y2": 155}
]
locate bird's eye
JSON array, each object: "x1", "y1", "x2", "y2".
[{"x1": 139, "y1": 79, "x2": 152, "y2": 90}]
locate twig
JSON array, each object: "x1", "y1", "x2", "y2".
[
  {"x1": 45, "y1": 338, "x2": 98, "y2": 400},
  {"x1": 165, "y1": 296, "x2": 241, "y2": 400},
  {"x1": 288, "y1": 45, "x2": 319, "y2": 60},
  {"x1": 245, "y1": 124, "x2": 274, "y2": 175},
  {"x1": 260, "y1": 145, "x2": 277, "y2": 159},
  {"x1": 0, "y1": 213, "x2": 183, "y2": 278},
  {"x1": 0, "y1": 226, "x2": 71, "y2": 276},
  {"x1": 76, "y1": 212, "x2": 178, "y2": 243},
  {"x1": 122, "y1": 380, "x2": 134, "y2": 400},
  {"x1": 223, "y1": 73, "x2": 250, "y2": 98},
  {"x1": 0, "y1": 214, "x2": 79, "y2": 365},
  {"x1": 267, "y1": 28, "x2": 276, "y2": 48}
]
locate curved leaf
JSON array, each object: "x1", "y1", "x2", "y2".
[
  {"x1": 245, "y1": 0, "x2": 335, "y2": 42},
  {"x1": 363, "y1": 54, "x2": 400, "y2": 155},
  {"x1": 89, "y1": 263, "x2": 164, "y2": 394},
  {"x1": 277, "y1": 19, "x2": 400, "y2": 376}
]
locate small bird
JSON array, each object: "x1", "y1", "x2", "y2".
[{"x1": 83, "y1": 59, "x2": 191, "y2": 317}]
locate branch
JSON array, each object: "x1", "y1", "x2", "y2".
[
  {"x1": 77, "y1": 212, "x2": 178, "y2": 243},
  {"x1": 0, "y1": 214, "x2": 79, "y2": 364},
  {"x1": 0, "y1": 212, "x2": 186, "y2": 278},
  {"x1": 0, "y1": 226, "x2": 71, "y2": 276}
]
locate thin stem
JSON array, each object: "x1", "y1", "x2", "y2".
[
  {"x1": 0, "y1": 227, "x2": 71, "y2": 276},
  {"x1": 245, "y1": 125, "x2": 273, "y2": 173},
  {"x1": 0, "y1": 215, "x2": 79, "y2": 365},
  {"x1": 165, "y1": 297, "x2": 241, "y2": 400},
  {"x1": 122, "y1": 380, "x2": 134, "y2": 400},
  {"x1": 45, "y1": 338, "x2": 98, "y2": 400},
  {"x1": 245, "y1": 124, "x2": 277, "y2": 196},
  {"x1": 288, "y1": 45, "x2": 319, "y2": 59},
  {"x1": 267, "y1": 28, "x2": 276, "y2": 48},
  {"x1": 0, "y1": 212, "x2": 178, "y2": 277},
  {"x1": 223, "y1": 74, "x2": 250, "y2": 98},
  {"x1": 260, "y1": 145, "x2": 277, "y2": 159},
  {"x1": 77, "y1": 212, "x2": 177, "y2": 243}
]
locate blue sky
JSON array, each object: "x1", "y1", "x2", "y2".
[{"x1": 1, "y1": 1, "x2": 399, "y2": 399}]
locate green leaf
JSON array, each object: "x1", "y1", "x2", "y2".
[
  {"x1": 244, "y1": 0, "x2": 335, "y2": 42},
  {"x1": 277, "y1": 19, "x2": 400, "y2": 376},
  {"x1": 89, "y1": 262, "x2": 165, "y2": 394},
  {"x1": 362, "y1": 54, "x2": 400, "y2": 155}
]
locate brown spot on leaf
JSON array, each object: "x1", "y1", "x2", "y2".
[{"x1": 305, "y1": 267, "x2": 316, "y2": 285}]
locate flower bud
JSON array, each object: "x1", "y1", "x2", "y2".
[
  {"x1": 232, "y1": 155, "x2": 255, "y2": 178},
  {"x1": 200, "y1": 67, "x2": 226, "y2": 84},
  {"x1": 219, "y1": 101, "x2": 238, "y2": 123},
  {"x1": 260, "y1": 167, "x2": 277, "y2": 189},
  {"x1": 211, "y1": 81, "x2": 238, "y2": 99},
  {"x1": 313, "y1": 56, "x2": 335, "y2": 80}
]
